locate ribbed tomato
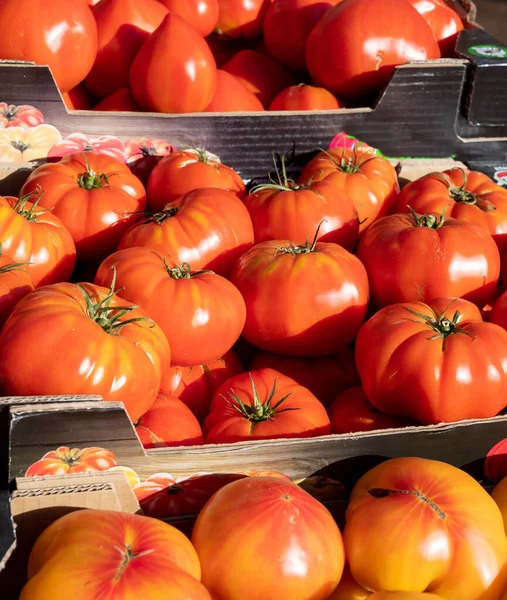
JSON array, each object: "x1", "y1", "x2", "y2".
[
  {"x1": 0, "y1": 103, "x2": 44, "y2": 128},
  {"x1": 0, "y1": 247, "x2": 34, "y2": 326},
  {"x1": 407, "y1": 0, "x2": 464, "y2": 56},
  {"x1": 216, "y1": 0, "x2": 271, "y2": 39},
  {"x1": 269, "y1": 84, "x2": 343, "y2": 110},
  {"x1": 205, "y1": 70, "x2": 265, "y2": 112},
  {"x1": 25, "y1": 446, "x2": 117, "y2": 477},
  {"x1": 158, "y1": 0, "x2": 219, "y2": 37}
]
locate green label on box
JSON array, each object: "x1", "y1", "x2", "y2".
[{"x1": 468, "y1": 45, "x2": 507, "y2": 59}]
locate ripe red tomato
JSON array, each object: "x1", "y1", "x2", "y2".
[
  {"x1": 135, "y1": 392, "x2": 203, "y2": 448},
  {"x1": 192, "y1": 477, "x2": 345, "y2": 600},
  {"x1": 205, "y1": 70, "x2": 265, "y2": 112},
  {"x1": 0, "y1": 195, "x2": 76, "y2": 287},
  {"x1": 490, "y1": 290, "x2": 507, "y2": 331},
  {"x1": 61, "y1": 86, "x2": 92, "y2": 111},
  {"x1": 344, "y1": 458, "x2": 507, "y2": 597},
  {"x1": 230, "y1": 236, "x2": 369, "y2": 356},
  {"x1": 299, "y1": 147, "x2": 399, "y2": 232},
  {"x1": 25, "y1": 446, "x2": 117, "y2": 477},
  {"x1": 395, "y1": 168, "x2": 507, "y2": 254},
  {"x1": 0, "y1": 248, "x2": 34, "y2": 326},
  {"x1": 0, "y1": 103, "x2": 44, "y2": 128},
  {"x1": 407, "y1": 0, "x2": 464, "y2": 56},
  {"x1": 306, "y1": 0, "x2": 440, "y2": 100},
  {"x1": 20, "y1": 152, "x2": 146, "y2": 262},
  {"x1": 158, "y1": 0, "x2": 219, "y2": 37},
  {"x1": 147, "y1": 149, "x2": 246, "y2": 212},
  {"x1": 222, "y1": 49, "x2": 294, "y2": 107},
  {"x1": 95, "y1": 247, "x2": 246, "y2": 366},
  {"x1": 216, "y1": 0, "x2": 271, "y2": 39},
  {"x1": 0, "y1": 0, "x2": 98, "y2": 93},
  {"x1": 94, "y1": 88, "x2": 140, "y2": 112},
  {"x1": 124, "y1": 137, "x2": 175, "y2": 186},
  {"x1": 120, "y1": 188, "x2": 254, "y2": 277},
  {"x1": 162, "y1": 350, "x2": 244, "y2": 422},
  {"x1": 264, "y1": 0, "x2": 340, "y2": 71},
  {"x1": 269, "y1": 84, "x2": 343, "y2": 110},
  {"x1": 356, "y1": 297, "x2": 507, "y2": 424},
  {"x1": 357, "y1": 210, "x2": 501, "y2": 308},
  {"x1": 130, "y1": 13, "x2": 217, "y2": 113},
  {"x1": 0, "y1": 282, "x2": 171, "y2": 422},
  {"x1": 203, "y1": 368, "x2": 331, "y2": 443}
]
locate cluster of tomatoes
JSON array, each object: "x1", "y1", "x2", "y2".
[{"x1": 0, "y1": 0, "x2": 464, "y2": 113}]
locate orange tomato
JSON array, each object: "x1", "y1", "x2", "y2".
[
  {"x1": 158, "y1": 0, "x2": 219, "y2": 37},
  {"x1": 327, "y1": 566, "x2": 369, "y2": 599},
  {"x1": 369, "y1": 594, "x2": 446, "y2": 599},
  {"x1": 205, "y1": 70, "x2": 265, "y2": 112},
  {"x1": 269, "y1": 84, "x2": 343, "y2": 110},
  {"x1": 94, "y1": 88, "x2": 140, "y2": 112},
  {"x1": 492, "y1": 476, "x2": 507, "y2": 535},
  {"x1": 0, "y1": 248, "x2": 34, "y2": 326},
  {"x1": 25, "y1": 446, "x2": 117, "y2": 477}
]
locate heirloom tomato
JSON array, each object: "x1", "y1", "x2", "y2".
[
  {"x1": 20, "y1": 510, "x2": 210, "y2": 600},
  {"x1": 269, "y1": 84, "x2": 343, "y2": 110},
  {"x1": 299, "y1": 147, "x2": 399, "y2": 232},
  {"x1": 192, "y1": 477, "x2": 345, "y2": 600},
  {"x1": 407, "y1": 0, "x2": 464, "y2": 56},
  {"x1": 135, "y1": 392, "x2": 203, "y2": 448},
  {"x1": 124, "y1": 138, "x2": 175, "y2": 186},
  {"x1": 0, "y1": 246, "x2": 34, "y2": 326},
  {"x1": 25, "y1": 446, "x2": 117, "y2": 477},
  {"x1": 130, "y1": 13, "x2": 217, "y2": 113},
  {"x1": 158, "y1": 0, "x2": 219, "y2": 37},
  {"x1": 344, "y1": 458, "x2": 507, "y2": 598},
  {"x1": 0, "y1": 124, "x2": 61, "y2": 162},
  {"x1": 94, "y1": 88, "x2": 140, "y2": 112},
  {"x1": 147, "y1": 149, "x2": 245, "y2": 211},
  {"x1": 62, "y1": 85, "x2": 92, "y2": 111},
  {"x1": 357, "y1": 210, "x2": 501, "y2": 308},
  {"x1": 95, "y1": 247, "x2": 246, "y2": 366},
  {"x1": 119, "y1": 188, "x2": 254, "y2": 277},
  {"x1": 395, "y1": 168, "x2": 507, "y2": 254},
  {"x1": 20, "y1": 152, "x2": 146, "y2": 262},
  {"x1": 203, "y1": 368, "x2": 331, "y2": 443},
  {"x1": 0, "y1": 281, "x2": 170, "y2": 422},
  {"x1": 355, "y1": 297, "x2": 507, "y2": 424},
  {"x1": 306, "y1": 0, "x2": 440, "y2": 100},
  {"x1": 0, "y1": 103, "x2": 44, "y2": 129},
  {"x1": 46, "y1": 133, "x2": 126, "y2": 162},
  {"x1": 205, "y1": 70, "x2": 265, "y2": 112},
  {"x1": 230, "y1": 234, "x2": 369, "y2": 356},
  {"x1": 216, "y1": 0, "x2": 271, "y2": 39},
  {"x1": 0, "y1": 0, "x2": 97, "y2": 93}
]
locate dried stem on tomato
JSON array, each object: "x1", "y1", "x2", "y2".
[
  {"x1": 427, "y1": 168, "x2": 496, "y2": 213},
  {"x1": 274, "y1": 220, "x2": 326, "y2": 257}
]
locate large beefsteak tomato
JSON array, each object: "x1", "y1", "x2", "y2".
[{"x1": 25, "y1": 446, "x2": 117, "y2": 477}]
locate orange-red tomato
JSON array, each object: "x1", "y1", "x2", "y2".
[
  {"x1": 0, "y1": 0, "x2": 97, "y2": 93},
  {"x1": 192, "y1": 476, "x2": 345, "y2": 600},
  {"x1": 407, "y1": 0, "x2": 464, "y2": 56},
  {"x1": 0, "y1": 249, "x2": 34, "y2": 326},
  {"x1": 120, "y1": 188, "x2": 254, "y2": 277},
  {"x1": 216, "y1": 0, "x2": 271, "y2": 39},
  {"x1": 135, "y1": 392, "x2": 204, "y2": 448},
  {"x1": 269, "y1": 84, "x2": 343, "y2": 110},
  {"x1": 344, "y1": 457, "x2": 507, "y2": 597},
  {"x1": 205, "y1": 70, "x2": 265, "y2": 112},
  {"x1": 25, "y1": 446, "x2": 118, "y2": 477},
  {"x1": 299, "y1": 147, "x2": 399, "y2": 232},
  {"x1": 61, "y1": 85, "x2": 93, "y2": 110},
  {"x1": 147, "y1": 149, "x2": 246, "y2": 211},
  {"x1": 94, "y1": 88, "x2": 140, "y2": 112},
  {"x1": 20, "y1": 152, "x2": 146, "y2": 262},
  {"x1": 356, "y1": 297, "x2": 507, "y2": 424},
  {"x1": 158, "y1": 0, "x2": 219, "y2": 37},
  {"x1": 20, "y1": 509, "x2": 210, "y2": 600},
  {"x1": 95, "y1": 247, "x2": 246, "y2": 366},
  {"x1": 203, "y1": 368, "x2": 331, "y2": 443},
  {"x1": 130, "y1": 12, "x2": 217, "y2": 113}
]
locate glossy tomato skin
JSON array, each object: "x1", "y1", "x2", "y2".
[
  {"x1": 269, "y1": 84, "x2": 343, "y2": 110},
  {"x1": 0, "y1": 283, "x2": 171, "y2": 422},
  {"x1": 120, "y1": 188, "x2": 254, "y2": 277},
  {"x1": 344, "y1": 457, "x2": 507, "y2": 597},
  {"x1": 94, "y1": 88, "x2": 140, "y2": 112},
  {"x1": 205, "y1": 70, "x2": 265, "y2": 112},
  {"x1": 299, "y1": 148, "x2": 399, "y2": 232},
  {"x1": 407, "y1": 0, "x2": 464, "y2": 56},
  {"x1": 147, "y1": 150, "x2": 246, "y2": 212},
  {"x1": 95, "y1": 247, "x2": 246, "y2": 366},
  {"x1": 158, "y1": 0, "x2": 219, "y2": 37},
  {"x1": 216, "y1": 0, "x2": 271, "y2": 39},
  {"x1": 25, "y1": 446, "x2": 117, "y2": 476},
  {"x1": 357, "y1": 212, "x2": 501, "y2": 308},
  {"x1": 130, "y1": 13, "x2": 217, "y2": 113},
  {"x1": 491, "y1": 290, "x2": 507, "y2": 331},
  {"x1": 306, "y1": 0, "x2": 440, "y2": 100},
  {"x1": 0, "y1": 252, "x2": 34, "y2": 326},
  {"x1": 20, "y1": 509, "x2": 210, "y2": 600},
  {"x1": 356, "y1": 297, "x2": 507, "y2": 424},
  {"x1": 203, "y1": 368, "x2": 331, "y2": 443},
  {"x1": 230, "y1": 239, "x2": 369, "y2": 356},
  {"x1": 20, "y1": 152, "x2": 146, "y2": 262},
  {"x1": 192, "y1": 477, "x2": 345, "y2": 600},
  {"x1": 0, "y1": 0, "x2": 97, "y2": 93}
]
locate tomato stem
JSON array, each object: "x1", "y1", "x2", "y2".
[
  {"x1": 408, "y1": 205, "x2": 447, "y2": 229},
  {"x1": 76, "y1": 153, "x2": 112, "y2": 190},
  {"x1": 316, "y1": 146, "x2": 376, "y2": 174},
  {"x1": 402, "y1": 303, "x2": 476, "y2": 341},
  {"x1": 274, "y1": 220, "x2": 326, "y2": 257},
  {"x1": 164, "y1": 260, "x2": 214, "y2": 279}
]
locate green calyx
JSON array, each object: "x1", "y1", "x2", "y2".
[
  {"x1": 316, "y1": 146, "x2": 375, "y2": 175},
  {"x1": 431, "y1": 169, "x2": 496, "y2": 214},
  {"x1": 13, "y1": 189, "x2": 47, "y2": 222},
  {"x1": 408, "y1": 205, "x2": 447, "y2": 229},
  {"x1": 146, "y1": 206, "x2": 178, "y2": 225},
  {"x1": 250, "y1": 154, "x2": 315, "y2": 196},
  {"x1": 76, "y1": 153, "x2": 112, "y2": 191},
  {"x1": 403, "y1": 304, "x2": 475, "y2": 341},
  {"x1": 274, "y1": 220, "x2": 326, "y2": 257},
  {"x1": 164, "y1": 260, "x2": 214, "y2": 280}
]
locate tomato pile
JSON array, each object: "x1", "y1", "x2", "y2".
[{"x1": 0, "y1": 0, "x2": 465, "y2": 112}]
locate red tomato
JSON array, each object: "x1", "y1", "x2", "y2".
[
  {"x1": 269, "y1": 84, "x2": 343, "y2": 110},
  {"x1": 299, "y1": 147, "x2": 399, "y2": 232},
  {"x1": 328, "y1": 386, "x2": 415, "y2": 434},
  {"x1": 0, "y1": 194, "x2": 76, "y2": 287},
  {"x1": 355, "y1": 297, "x2": 507, "y2": 424},
  {"x1": 357, "y1": 210, "x2": 501, "y2": 308},
  {"x1": 124, "y1": 138, "x2": 176, "y2": 186},
  {"x1": 0, "y1": 282, "x2": 171, "y2": 422},
  {"x1": 407, "y1": 0, "x2": 464, "y2": 56},
  {"x1": 94, "y1": 88, "x2": 140, "y2": 112},
  {"x1": 147, "y1": 149, "x2": 246, "y2": 212},
  {"x1": 216, "y1": 0, "x2": 271, "y2": 39},
  {"x1": 344, "y1": 458, "x2": 507, "y2": 597},
  {"x1": 0, "y1": 248, "x2": 34, "y2": 326},
  {"x1": 95, "y1": 247, "x2": 246, "y2": 366},
  {"x1": 222, "y1": 49, "x2": 294, "y2": 107},
  {"x1": 20, "y1": 152, "x2": 146, "y2": 262},
  {"x1": 130, "y1": 13, "x2": 217, "y2": 113},
  {"x1": 135, "y1": 392, "x2": 204, "y2": 448},
  {"x1": 158, "y1": 0, "x2": 219, "y2": 37},
  {"x1": 249, "y1": 346, "x2": 358, "y2": 408},
  {"x1": 192, "y1": 477, "x2": 345, "y2": 600},
  {"x1": 205, "y1": 70, "x2": 265, "y2": 112},
  {"x1": 306, "y1": 0, "x2": 440, "y2": 100},
  {"x1": 25, "y1": 446, "x2": 117, "y2": 477},
  {"x1": 490, "y1": 290, "x2": 507, "y2": 331},
  {"x1": 61, "y1": 86, "x2": 93, "y2": 111},
  {"x1": 47, "y1": 133, "x2": 126, "y2": 163},
  {"x1": 0, "y1": 0, "x2": 97, "y2": 93},
  {"x1": 264, "y1": 0, "x2": 340, "y2": 71},
  {"x1": 230, "y1": 236, "x2": 369, "y2": 356},
  {"x1": 86, "y1": 0, "x2": 168, "y2": 99},
  {"x1": 203, "y1": 368, "x2": 331, "y2": 443},
  {"x1": 0, "y1": 103, "x2": 44, "y2": 128},
  {"x1": 395, "y1": 168, "x2": 507, "y2": 254},
  {"x1": 20, "y1": 509, "x2": 210, "y2": 600}
]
